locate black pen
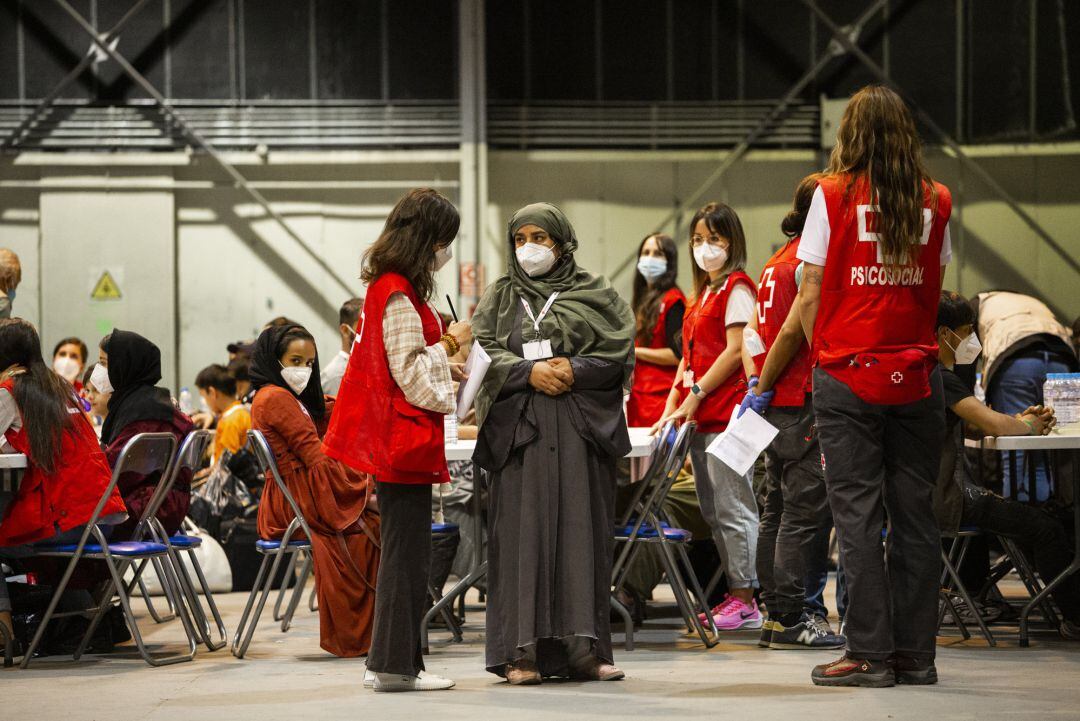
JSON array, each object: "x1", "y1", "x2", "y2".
[{"x1": 446, "y1": 294, "x2": 459, "y2": 323}]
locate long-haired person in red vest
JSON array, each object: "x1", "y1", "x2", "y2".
[
  {"x1": 627, "y1": 233, "x2": 685, "y2": 427},
  {"x1": 0, "y1": 319, "x2": 127, "y2": 645},
  {"x1": 249, "y1": 322, "x2": 380, "y2": 658},
  {"x1": 737, "y1": 173, "x2": 845, "y2": 651},
  {"x1": 322, "y1": 188, "x2": 470, "y2": 692},
  {"x1": 797, "y1": 86, "x2": 952, "y2": 688},
  {"x1": 657, "y1": 202, "x2": 762, "y2": 631}
]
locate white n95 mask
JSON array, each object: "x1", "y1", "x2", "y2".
[
  {"x1": 693, "y1": 243, "x2": 728, "y2": 272},
  {"x1": 952, "y1": 332, "x2": 982, "y2": 365},
  {"x1": 516, "y1": 242, "x2": 557, "y2": 277},
  {"x1": 90, "y1": 363, "x2": 114, "y2": 394},
  {"x1": 280, "y1": 365, "x2": 313, "y2": 395},
  {"x1": 53, "y1": 356, "x2": 81, "y2": 382},
  {"x1": 433, "y1": 245, "x2": 453, "y2": 271}
]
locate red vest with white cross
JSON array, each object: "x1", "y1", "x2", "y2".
[{"x1": 756, "y1": 238, "x2": 812, "y2": 408}]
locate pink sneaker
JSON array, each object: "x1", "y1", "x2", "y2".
[
  {"x1": 711, "y1": 597, "x2": 763, "y2": 631},
  {"x1": 698, "y1": 594, "x2": 737, "y2": 624}
]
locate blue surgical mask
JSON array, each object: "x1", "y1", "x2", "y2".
[{"x1": 637, "y1": 256, "x2": 668, "y2": 282}]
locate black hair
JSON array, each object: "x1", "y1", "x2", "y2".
[
  {"x1": 631, "y1": 233, "x2": 679, "y2": 344},
  {"x1": 227, "y1": 356, "x2": 250, "y2": 383},
  {"x1": 82, "y1": 362, "x2": 97, "y2": 387},
  {"x1": 0, "y1": 319, "x2": 77, "y2": 475},
  {"x1": 195, "y1": 363, "x2": 238, "y2": 397},
  {"x1": 275, "y1": 326, "x2": 316, "y2": 361},
  {"x1": 53, "y1": 337, "x2": 89, "y2": 364},
  {"x1": 339, "y1": 297, "x2": 364, "y2": 327},
  {"x1": 781, "y1": 173, "x2": 824, "y2": 239},
  {"x1": 937, "y1": 290, "x2": 976, "y2": 331}
]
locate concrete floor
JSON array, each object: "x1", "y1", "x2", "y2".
[{"x1": 2, "y1": 581, "x2": 1079, "y2": 721}]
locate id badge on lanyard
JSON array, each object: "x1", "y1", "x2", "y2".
[
  {"x1": 683, "y1": 288, "x2": 712, "y2": 387},
  {"x1": 520, "y1": 292, "x2": 559, "y2": 361}
]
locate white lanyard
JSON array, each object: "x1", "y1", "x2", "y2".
[{"x1": 520, "y1": 292, "x2": 559, "y2": 338}]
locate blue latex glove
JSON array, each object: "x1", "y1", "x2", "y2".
[{"x1": 737, "y1": 386, "x2": 774, "y2": 418}]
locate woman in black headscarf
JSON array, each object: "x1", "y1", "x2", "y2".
[
  {"x1": 249, "y1": 323, "x2": 380, "y2": 658},
  {"x1": 95, "y1": 329, "x2": 194, "y2": 538},
  {"x1": 472, "y1": 202, "x2": 635, "y2": 685}
]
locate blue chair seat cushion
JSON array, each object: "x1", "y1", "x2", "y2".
[
  {"x1": 614, "y1": 523, "x2": 692, "y2": 542},
  {"x1": 44, "y1": 541, "x2": 168, "y2": 557},
  {"x1": 431, "y1": 522, "x2": 459, "y2": 534},
  {"x1": 168, "y1": 534, "x2": 203, "y2": 549},
  {"x1": 255, "y1": 538, "x2": 310, "y2": 552}
]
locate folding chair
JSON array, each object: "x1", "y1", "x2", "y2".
[
  {"x1": 272, "y1": 549, "x2": 312, "y2": 632},
  {"x1": 613, "y1": 421, "x2": 719, "y2": 649},
  {"x1": 937, "y1": 527, "x2": 996, "y2": 646},
  {"x1": 23, "y1": 432, "x2": 199, "y2": 668},
  {"x1": 147, "y1": 430, "x2": 228, "y2": 651},
  {"x1": 231, "y1": 430, "x2": 313, "y2": 658},
  {"x1": 426, "y1": 521, "x2": 464, "y2": 644}
]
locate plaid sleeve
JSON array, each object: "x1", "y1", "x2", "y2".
[{"x1": 383, "y1": 292, "x2": 455, "y2": 415}]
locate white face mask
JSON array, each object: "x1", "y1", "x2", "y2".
[
  {"x1": 637, "y1": 256, "x2": 668, "y2": 282},
  {"x1": 53, "y1": 356, "x2": 81, "y2": 382},
  {"x1": 516, "y1": 242, "x2": 558, "y2": 278},
  {"x1": 947, "y1": 330, "x2": 982, "y2": 365},
  {"x1": 280, "y1": 364, "x2": 312, "y2": 395},
  {"x1": 433, "y1": 245, "x2": 453, "y2": 272},
  {"x1": 693, "y1": 242, "x2": 729, "y2": 273},
  {"x1": 90, "y1": 363, "x2": 114, "y2": 395}
]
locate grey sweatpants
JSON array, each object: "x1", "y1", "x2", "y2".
[{"x1": 689, "y1": 433, "x2": 760, "y2": 590}]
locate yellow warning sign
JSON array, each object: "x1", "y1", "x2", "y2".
[{"x1": 91, "y1": 271, "x2": 122, "y2": 300}]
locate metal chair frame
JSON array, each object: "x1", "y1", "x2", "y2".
[
  {"x1": 231, "y1": 430, "x2": 314, "y2": 658},
  {"x1": 22, "y1": 432, "x2": 200, "y2": 668},
  {"x1": 146, "y1": 430, "x2": 228, "y2": 651},
  {"x1": 612, "y1": 422, "x2": 719, "y2": 649}
]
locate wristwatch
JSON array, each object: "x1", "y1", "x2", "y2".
[{"x1": 691, "y1": 383, "x2": 708, "y2": 400}]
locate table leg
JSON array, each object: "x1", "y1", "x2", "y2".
[{"x1": 1019, "y1": 449, "x2": 1080, "y2": 647}]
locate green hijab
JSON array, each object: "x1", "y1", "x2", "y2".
[{"x1": 472, "y1": 202, "x2": 635, "y2": 424}]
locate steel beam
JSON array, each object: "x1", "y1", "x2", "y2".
[
  {"x1": 1, "y1": 0, "x2": 156, "y2": 150},
  {"x1": 610, "y1": 0, "x2": 889, "y2": 283},
  {"x1": 801, "y1": 0, "x2": 1079, "y2": 278},
  {"x1": 50, "y1": 0, "x2": 361, "y2": 299}
]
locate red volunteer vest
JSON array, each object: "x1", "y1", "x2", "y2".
[
  {"x1": 627, "y1": 286, "x2": 685, "y2": 427},
  {"x1": 756, "y1": 238, "x2": 812, "y2": 408},
  {"x1": 812, "y1": 174, "x2": 952, "y2": 405},
  {"x1": 682, "y1": 271, "x2": 756, "y2": 434},
  {"x1": 0, "y1": 379, "x2": 126, "y2": 546},
  {"x1": 321, "y1": 273, "x2": 449, "y2": 485}
]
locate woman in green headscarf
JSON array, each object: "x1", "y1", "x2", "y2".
[{"x1": 472, "y1": 202, "x2": 635, "y2": 685}]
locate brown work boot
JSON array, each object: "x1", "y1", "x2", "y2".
[{"x1": 811, "y1": 655, "x2": 895, "y2": 687}]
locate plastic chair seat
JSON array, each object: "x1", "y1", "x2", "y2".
[
  {"x1": 614, "y1": 523, "x2": 692, "y2": 542},
  {"x1": 431, "y1": 522, "x2": 459, "y2": 534},
  {"x1": 43, "y1": 541, "x2": 168, "y2": 557},
  {"x1": 255, "y1": 538, "x2": 310, "y2": 552},
  {"x1": 168, "y1": 534, "x2": 203, "y2": 549}
]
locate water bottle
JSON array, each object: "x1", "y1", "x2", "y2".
[
  {"x1": 1044, "y1": 373, "x2": 1080, "y2": 426},
  {"x1": 179, "y1": 387, "x2": 196, "y2": 416}
]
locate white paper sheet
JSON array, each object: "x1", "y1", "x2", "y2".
[
  {"x1": 705, "y1": 405, "x2": 780, "y2": 476},
  {"x1": 455, "y1": 343, "x2": 492, "y2": 420}
]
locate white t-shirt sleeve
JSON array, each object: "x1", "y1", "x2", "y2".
[
  {"x1": 724, "y1": 284, "x2": 756, "y2": 326},
  {"x1": 795, "y1": 186, "x2": 830, "y2": 266},
  {"x1": 939, "y1": 222, "x2": 952, "y2": 265}
]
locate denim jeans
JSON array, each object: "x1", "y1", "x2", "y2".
[
  {"x1": 987, "y1": 353, "x2": 1072, "y2": 501},
  {"x1": 689, "y1": 433, "x2": 760, "y2": 590},
  {"x1": 756, "y1": 404, "x2": 832, "y2": 617}
]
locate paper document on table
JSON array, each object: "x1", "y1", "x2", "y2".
[
  {"x1": 455, "y1": 343, "x2": 492, "y2": 420},
  {"x1": 706, "y1": 405, "x2": 780, "y2": 476}
]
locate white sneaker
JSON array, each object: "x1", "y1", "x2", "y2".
[
  {"x1": 372, "y1": 671, "x2": 455, "y2": 692},
  {"x1": 363, "y1": 669, "x2": 375, "y2": 688}
]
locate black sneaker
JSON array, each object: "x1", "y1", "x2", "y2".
[
  {"x1": 811, "y1": 656, "x2": 895, "y2": 687},
  {"x1": 770, "y1": 615, "x2": 846, "y2": 650},
  {"x1": 892, "y1": 655, "x2": 938, "y2": 685},
  {"x1": 758, "y1": 619, "x2": 776, "y2": 648}
]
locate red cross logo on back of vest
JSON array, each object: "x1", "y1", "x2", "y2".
[
  {"x1": 891, "y1": 371, "x2": 904, "y2": 384},
  {"x1": 857, "y1": 205, "x2": 934, "y2": 262}
]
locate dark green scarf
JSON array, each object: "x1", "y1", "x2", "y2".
[{"x1": 472, "y1": 202, "x2": 635, "y2": 424}]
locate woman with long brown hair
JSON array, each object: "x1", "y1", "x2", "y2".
[
  {"x1": 796, "y1": 85, "x2": 953, "y2": 687},
  {"x1": 626, "y1": 233, "x2": 685, "y2": 428},
  {"x1": 322, "y1": 188, "x2": 470, "y2": 692}
]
